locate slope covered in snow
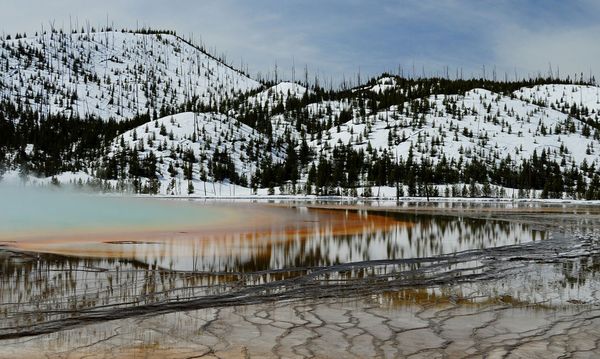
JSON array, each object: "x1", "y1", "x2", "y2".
[
  {"x1": 0, "y1": 31, "x2": 260, "y2": 121},
  {"x1": 515, "y1": 84, "x2": 600, "y2": 117},
  {"x1": 245, "y1": 82, "x2": 309, "y2": 109},
  {"x1": 81, "y1": 82, "x2": 600, "y2": 197},
  {"x1": 1, "y1": 31, "x2": 599, "y2": 200},
  {"x1": 225, "y1": 81, "x2": 311, "y2": 141},
  {"x1": 100, "y1": 112, "x2": 285, "y2": 193},
  {"x1": 308, "y1": 88, "x2": 598, "y2": 168}
]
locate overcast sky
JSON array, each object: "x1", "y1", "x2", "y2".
[{"x1": 2, "y1": 0, "x2": 599, "y2": 84}]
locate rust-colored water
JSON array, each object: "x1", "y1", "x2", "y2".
[{"x1": 0, "y1": 205, "x2": 408, "y2": 271}]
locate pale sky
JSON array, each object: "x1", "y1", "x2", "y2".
[{"x1": 2, "y1": 0, "x2": 599, "y2": 85}]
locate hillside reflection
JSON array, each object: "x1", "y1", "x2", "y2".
[
  {"x1": 1, "y1": 208, "x2": 545, "y2": 272},
  {"x1": 0, "y1": 207, "x2": 559, "y2": 337}
]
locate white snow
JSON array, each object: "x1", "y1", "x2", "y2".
[
  {"x1": 105, "y1": 111, "x2": 285, "y2": 193},
  {"x1": 0, "y1": 31, "x2": 260, "y2": 121}
]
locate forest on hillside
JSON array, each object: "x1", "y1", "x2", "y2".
[{"x1": 1, "y1": 30, "x2": 599, "y2": 199}]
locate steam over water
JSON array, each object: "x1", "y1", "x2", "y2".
[{"x1": 0, "y1": 186, "x2": 240, "y2": 239}]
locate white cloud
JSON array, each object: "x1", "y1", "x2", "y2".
[{"x1": 493, "y1": 25, "x2": 600, "y2": 79}]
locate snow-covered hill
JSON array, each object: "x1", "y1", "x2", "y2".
[
  {"x1": 308, "y1": 88, "x2": 598, "y2": 168},
  {"x1": 515, "y1": 84, "x2": 600, "y2": 116},
  {"x1": 1, "y1": 28, "x2": 598, "y2": 198},
  {"x1": 226, "y1": 82, "x2": 310, "y2": 139},
  {"x1": 101, "y1": 112, "x2": 285, "y2": 193},
  {"x1": 78, "y1": 82, "x2": 599, "y2": 197},
  {"x1": 245, "y1": 82, "x2": 309, "y2": 109},
  {"x1": 0, "y1": 31, "x2": 260, "y2": 121}
]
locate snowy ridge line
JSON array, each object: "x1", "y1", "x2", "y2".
[{"x1": 0, "y1": 31, "x2": 261, "y2": 121}]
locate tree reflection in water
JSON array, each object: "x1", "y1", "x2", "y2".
[{"x1": 2, "y1": 206, "x2": 599, "y2": 340}]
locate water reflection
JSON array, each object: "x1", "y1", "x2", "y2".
[
  {"x1": 1, "y1": 208, "x2": 546, "y2": 272},
  {"x1": 0, "y1": 207, "x2": 566, "y2": 338}
]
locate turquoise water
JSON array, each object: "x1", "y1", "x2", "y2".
[{"x1": 0, "y1": 186, "x2": 222, "y2": 235}]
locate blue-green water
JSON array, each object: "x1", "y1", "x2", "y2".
[{"x1": 0, "y1": 186, "x2": 222, "y2": 235}]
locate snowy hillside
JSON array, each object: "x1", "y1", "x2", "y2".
[
  {"x1": 308, "y1": 88, "x2": 598, "y2": 168},
  {"x1": 245, "y1": 82, "x2": 309, "y2": 109},
  {"x1": 515, "y1": 84, "x2": 600, "y2": 116},
  {"x1": 99, "y1": 112, "x2": 286, "y2": 193},
  {"x1": 364, "y1": 76, "x2": 400, "y2": 93},
  {"x1": 78, "y1": 81, "x2": 600, "y2": 198},
  {"x1": 1, "y1": 27, "x2": 599, "y2": 199},
  {"x1": 0, "y1": 30, "x2": 260, "y2": 121},
  {"x1": 225, "y1": 82, "x2": 310, "y2": 139}
]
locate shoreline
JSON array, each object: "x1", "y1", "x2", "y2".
[{"x1": 133, "y1": 194, "x2": 600, "y2": 206}]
